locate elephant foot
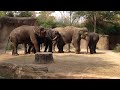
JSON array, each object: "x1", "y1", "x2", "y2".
[
  {"x1": 85, "y1": 52, "x2": 89, "y2": 54},
  {"x1": 75, "y1": 51, "x2": 80, "y2": 54},
  {"x1": 58, "y1": 51, "x2": 64, "y2": 53},
  {"x1": 24, "y1": 52, "x2": 29, "y2": 54},
  {"x1": 52, "y1": 50, "x2": 56, "y2": 52},
  {"x1": 68, "y1": 51, "x2": 71, "y2": 53},
  {"x1": 66, "y1": 50, "x2": 71, "y2": 53},
  {"x1": 90, "y1": 52, "x2": 94, "y2": 54},
  {"x1": 48, "y1": 51, "x2": 53, "y2": 53},
  {"x1": 25, "y1": 52, "x2": 31, "y2": 54},
  {"x1": 12, "y1": 53, "x2": 19, "y2": 56}
]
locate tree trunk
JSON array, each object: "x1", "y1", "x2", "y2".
[
  {"x1": 35, "y1": 52, "x2": 54, "y2": 64},
  {"x1": 93, "y1": 13, "x2": 96, "y2": 33},
  {"x1": 93, "y1": 13, "x2": 96, "y2": 32}
]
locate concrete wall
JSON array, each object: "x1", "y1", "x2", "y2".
[
  {"x1": 80, "y1": 35, "x2": 120, "y2": 50},
  {"x1": 80, "y1": 35, "x2": 109, "y2": 50},
  {"x1": 109, "y1": 35, "x2": 120, "y2": 50}
]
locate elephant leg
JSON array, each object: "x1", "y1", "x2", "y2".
[
  {"x1": 33, "y1": 42, "x2": 40, "y2": 52},
  {"x1": 89, "y1": 44, "x2": 94, "y2": 54},
  {"x1": 52, "y1": 41, "x2": 56, "y2": 52},
  {"x1": 12, "y1": 43, "x2": 19, "y2": 56},
  {"x1": 30, "y1": 35, "x2": 40, "y2": 53},
  {"x1": 48, "y1": 43, "x2": 53, "y2": 52},
  {"x1": 12, "y1": 45, "x2": 15, "y2": 55},
  {"x1": 32, "y1": 47, "x2": 36, "y2": 53},
  {"x1": 66, "y1": 44, "x2": 71, "y2": 52},
  {"x1": 61, "y1": 46, "x2": 64, "y2": 53},
  {"x1": 44, "y1": 43, "x2": 48, "y2": 52},
  {"x1": 24, "y1": 44, "x2": 27, "y2": 54},
  {"x1": 40, "y1": 44, "x2": 42, "y2": 50},
  {"x1": 27, "y1": 44, "x2": 32, "y2": 54},
  {"x1": 57, "y1": 45, "x2": 64, "y2": 53},
  {"x1": 56, "y1": 39, "x2": 65, "y2": 53},
  {"x1": 11, "y1": 43, "x2": 14, "y2": 55},
  {"x1": 72, "y1": 33, "x2": 81, "y2": 54},
  {"x1": 58, "y1": 48, "x2": 64, "y2": 53},
  {"x1": 93, "y1": 43, "x2": 97, "y2": 53},
  {"x1": 72, "y1": 40, "x2": 80, "y2": 54}
]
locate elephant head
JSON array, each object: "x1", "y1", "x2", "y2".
[
  {"x1": 34, "y1": 26, "x2": 46, "y2": 38},
  {"x1": 79, "y1": 27, "x2": 88, "y2": 39},
  {"x1": 52, "y1": 31, "x2": 61, "y2": 41}
]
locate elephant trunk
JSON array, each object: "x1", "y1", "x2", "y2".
[{"x1": 52, "y1": 36, "x2": 58, "y2": 41}]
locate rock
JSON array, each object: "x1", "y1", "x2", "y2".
[{"x1": 0, "y1": 63, "x2": 48, "y2": 79}]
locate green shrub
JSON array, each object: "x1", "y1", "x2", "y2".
[{"x1": 113, "y1": 43, "x2": 120, "y2": 52}]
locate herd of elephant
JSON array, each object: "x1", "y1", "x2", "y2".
[{"x1": 5, "y1": 25, "x2": 99, "y2": 56}]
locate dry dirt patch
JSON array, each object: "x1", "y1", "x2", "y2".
[{"x1": 0, "y1": 49, "x2": 120, "y2": 79}]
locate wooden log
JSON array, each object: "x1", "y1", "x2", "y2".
[{"x1": 35, "y1": 52, "x2": 54, "y2": 64}]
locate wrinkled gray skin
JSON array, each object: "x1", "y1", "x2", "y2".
[
  {"x1": 84, "y1": 32, "x2": 99, "y2": 54},
  {"x1": 53, "y1": 26, "x2": 88, "y2": 54},
  {"x1": 6, "y1": 25, "x2": 46, "y2": 55},
  {"x1": 27, "y1": 29, "x2": 61, "y2": 53}
]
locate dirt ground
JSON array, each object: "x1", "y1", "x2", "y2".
[{"x1": 0, "y1": 47, "x2": 120, "y2": 79}]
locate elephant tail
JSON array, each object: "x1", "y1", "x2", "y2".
[{"x1": 5, "y1": 36, "x2": 10, "y2": 53}]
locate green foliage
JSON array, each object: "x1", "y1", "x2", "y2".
[
  {"x1": 36, "y1": 17, "x2": 57, "y2": 28},
  {"x1": 6, "y1": 11, "x2": 14, "y2": 17},
  {"x1": 16, "y1": 11, "x2": 32, "y2": 17},
  {"x1": 85, "y1": 20, "x2": 120, "y2": 35},
  {"x1": 0, "y1": 11, "x2": 6, "y2": 17},
  {"x1": 55, "y1": 21, "x2": 68, "y2": 27},
  {"x1": 78, "y1": 11, "x2": 120, "y2": 35},
  {"x1": 113, "y1": 43, "x2": 120, "y2": 52},
  {"x1": 36, "y1": 11, "x2": 57, "y2": 28}
]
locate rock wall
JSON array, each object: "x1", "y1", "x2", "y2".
[{"x1": 0, "y1": 17, "x2": 37, "y2": 49}]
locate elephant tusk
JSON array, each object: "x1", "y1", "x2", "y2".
[{"x1": 52, "y1": 36, "x2": 58, "y2": 41}]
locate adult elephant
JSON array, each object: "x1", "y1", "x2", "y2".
[
  {"x1": 53, "y1": 26, "x2": 88, "y2": 54},
  {"x1": 27, "y1": 28, "x2": 61, "y2": 53},
  {"x1": 5, "y1": 25, "x2": 46, "y2": 55},
  {"x1": 84, "y1": 32, "x2": 99, "y2": 54}
]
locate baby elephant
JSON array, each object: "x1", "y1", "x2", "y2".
[{"x1": 85, "y1": 32, "x2": 99, "y2": 54}]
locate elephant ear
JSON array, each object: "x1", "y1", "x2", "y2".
[
  {"x1": 79, "y1": 27, "x2": 88, "y2": 39},
  {"x1": 34, "y1": 26, "x2": 45, "y2": 37}
]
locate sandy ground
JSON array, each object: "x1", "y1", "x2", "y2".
[{"x1": 0, "y1": 48, "x2": 120, "y2": 79}]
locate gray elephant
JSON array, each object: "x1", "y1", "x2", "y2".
[
  {"x1": 5, "y1": 25, "x2": 46, "y2": 55},
  {"x1": 27, "y1": 28, "x2": 61, "y2": 53},
  {"x1": 84, "y1": 32, "x2": 99, "y2": 54},
  {"x1": 53, "y1": 26, "x2": 88, "y2": 54}
]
